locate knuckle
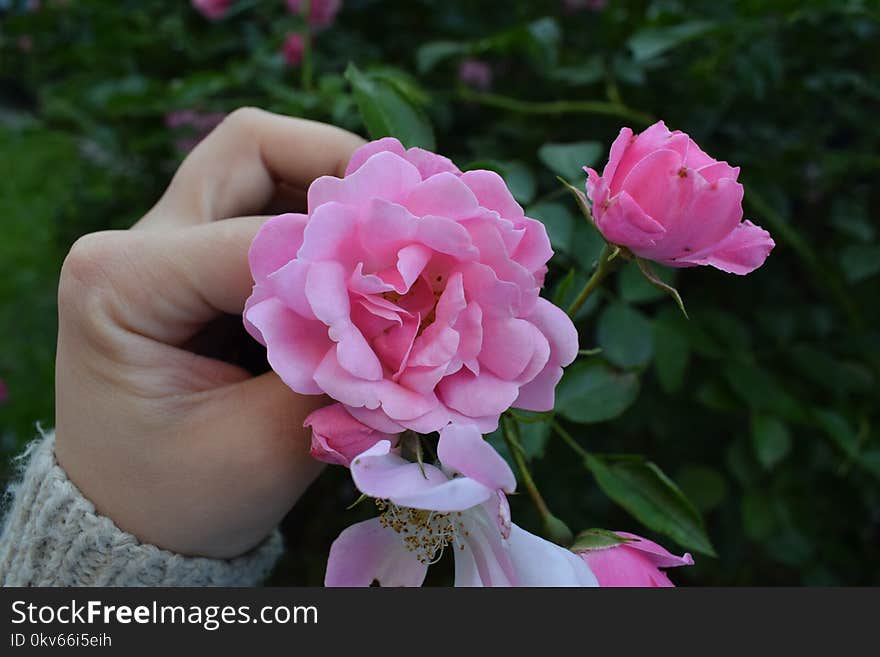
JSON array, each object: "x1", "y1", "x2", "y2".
[{"x1": 219, "y1": 106, "x2": 266, "y2": 137}]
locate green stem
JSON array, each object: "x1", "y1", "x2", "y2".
[
  {"x1": 566, "y1": 243, "x2": 617, "y2": 317},
  {"x1": 501, "y1": 415, "x2": 552, "y2": 521},
  {"x1": 552, "y1": 420, "x2": 589, "y2": 460},
  {"x1": 457, "y1": 87, "x2": 655, "y2": 126},
  {"x1": 300, "y1": 0, "x2": 314, "y2": 91}
]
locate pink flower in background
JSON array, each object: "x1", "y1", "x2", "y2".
[
  {"x1": 0, "y1": 379, "x2": 8, "y2": 405},
  {"x1": 165, "y1": 110, "x2": 225, "y2": 153},
  {"x1": 458, "y1": 58, "x2": 492, "y2": 92},
  {"x1": 192, "y1": 0, "x2": 232, "y2": 21},
  {"x1": 325, "y1": 424, "x2": 598, "y2": 587},
  {"x1": 281, "y1": 33, "x2": 306, "y2": 66},
  {"x1": 586, "y1": 121, "x2": 774, "y2": 274},
  {"x1": 17, "y1": 35, "x2": 34, "y2": 52},
  {"x1": 574, "y1": 532, "x2": 693, "y2": 587},
  {"x1": 244, "y1": 137, "x2": 576, "y2": 436},
  {"x1": 304, "y1": 403, "x2": 393, "y2": 466},
  {"x1": 286, "y1": 0, "x2": 342, "y2": 29}
]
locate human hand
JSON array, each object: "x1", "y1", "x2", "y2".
[{"x1": 54, "y1": 108, "x2": 365, "y2": 559}]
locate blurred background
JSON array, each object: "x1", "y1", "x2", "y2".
[{"x1": 1, "y1": 0, "x2": 878, "y2": 585}]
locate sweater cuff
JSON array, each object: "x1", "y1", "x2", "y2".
[{"x1": 0, "y1": 430, "x2": 284, "y2": 587}]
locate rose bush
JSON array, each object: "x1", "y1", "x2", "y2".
[{"x1": 244, "y1": 137, "x2": 578, "y2": 436}]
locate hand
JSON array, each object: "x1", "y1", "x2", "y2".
[{"x1": 54, "y1": 108, "x2": 365, "y2": 559}]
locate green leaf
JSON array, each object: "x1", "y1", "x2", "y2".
[
  {"x1": 345, "y1": 63, "x2": 435, "y2": 149},
  {"x1": 723, "y1": 361, "x2": 806, "y2": 423},
  {"x1": 584, "y1": 454, "x2": 716, "y2": 556},
  {"x1": 570, "y1": 528, "x2": 634, "y2": 552},
  {"x1": 675, "y1": 465, "x2": 728, "y2": 513},
  {"x1": 839, "y1": 244, "x2": 880, "y2": 282},
  {"x1": 628, "y1": 20, "x2": 717, "y2": 62},
  {"x1": 527, "y1": 201, "x2": 573, "y2": 254},
  {"x1": 556, "y1": 360, "x2": 640, "y2": 424},
  {"x1": 742, "y1": 490, "x2": 776, "y2": 542},
  {"x1": 750, "y1": 415, "x2": 792, "y2": 469},
  {"x1": 813, "y1": 409, "x2": 858, "y2": 458},
  {"x1": 538, "y1": 141, "x2": 602, "y2": 181},
  {"x1": 499, "y1": 160, "x2": 536, "y2": 204},
  {"x1": 416, "y1": 40, "x2": 467, "y2": 74},
  {"x1": 596, "y1": 302, "x2": 654, "y2": 369},
  {"x1": 653, "y1": 309, "x2": 691, "y2": 394}
]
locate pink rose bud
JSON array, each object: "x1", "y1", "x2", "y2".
[
  {"x1": 192, "y1": 0, "x2": 232, "y2": 21},
  {"x1": 575, "y1": 532, "x2": 694, "y2": 587},
  {"x1": 459, "y1": 59, "x2": 492, "y2": 92},
  {"x1": 282, "y1": 33, "x2": 306, "y2": 67},
  {"x1": 244, "y1": 138, "x2": 575, "y2": 437},
  {"x1": 286, "y1": 0, "x2": 342, "y2": 29},
  {"x1": 585, "y1": 121, "x2": 774, "y2": 274},
  {"x1": 304, "y1": 403, "x2": 394, "y2": 466}
]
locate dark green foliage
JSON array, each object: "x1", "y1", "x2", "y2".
[{"x1": 0, "y1": 0, "x2": 878, "y2": 585}]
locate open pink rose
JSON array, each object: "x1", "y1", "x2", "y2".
[
  {"x1": 192, "y1": 0, "x2": 232, "y2": 21},
  {"x1": 574, "y1": 532, "x2": 694, "y2": 587},
  {"x1": 586, "y1": 121, "x2": 774, "y2": 274},
  {"x1": 244, "y1": 137, "x2": 576, "y2": 435},
  {"x1": 304, "y1": 403, "x2": 393, "y2": 466}
]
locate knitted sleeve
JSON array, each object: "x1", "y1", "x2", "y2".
[{"x1": 0, "y1": 430, "x2": 284, "y2": 587}]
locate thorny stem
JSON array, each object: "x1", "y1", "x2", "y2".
[
  {"x1": 501, "y1": 414, "x2": 552, "y2": 522},
  {"x1": 552, "y1": 420, "x2": 589, "y2": 460},
  {"x1": 566, "y1": 243, "x2": 618, "y2": 317},
  {"x1": 457, "y1": 87, "x2": 656, "y2": 126}
]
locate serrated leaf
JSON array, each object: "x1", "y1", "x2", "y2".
[
  {"x1": 538, "y1": 141, "x2": 602, "y2": 180},
  {"x1": 345, "y1": 63, "x2": 435, "y2": 149},
  {"x1": 596, "y1": 302, "x2": 654, "y2": 369},
  {"x1": 584, "y1": 454, "x2": 716, "y2": 556},
  {"x1": 556, "y1": 360, "x2": 640, "y2": 423}
]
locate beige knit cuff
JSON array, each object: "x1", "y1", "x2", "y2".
[{"x1": 0, "y1": 430, "x2": 284, "y2": 587}]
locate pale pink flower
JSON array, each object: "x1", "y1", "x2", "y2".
[
  {"x1": 244, "y1": 137, "x2": 576, "y2": 435},
  {"x1": 458, "y1": 59, "x2": 492, "y2": 91},
  {"x1": 586, "y1": 121, "x2": 774, "y2": 274},
  {"x1": 304, "y1": 403, "x2": 393, "y2": 467},
  {"x1": 281, "y1": 33, "x2": 306, "y2": 67},
  {"x1": 574, "y1": 532, "x2": 693, "y2": 587},
  {"x1": 286, "y1": 0, "x2": 342, "y2": 29},
  {"x1": 192, "y1": 0, "x2": 232, "y2": 21},
  {"x1": 325, "y1": 424, "x2": 598, "y2": 587}
]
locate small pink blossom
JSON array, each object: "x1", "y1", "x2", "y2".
[
  {"x1": 459, "y1": 59, "x2": 492, "y2": 92},
  {"x1": 574, "y1": 532, "x2": 694, "y2": 587},
  {"x1": 304, "y1": 403, "x2": 393, "y2": 466},
  {"x1": 165, "y1": 110, "x2": 225, "y2": 153},
  {"x1": 563, "y1": 0, "x2": 607, "y2": 12},
  {"x1": 586, "y1": 121, "x2": 774, "y2": 274},
  {"x1": 281, "y1": 33, "x2": 306, "y2": 67},
  {"x1": 0, "y1": 379, "x2": 8, "y2": 405},
  {"x1": 325, "y1": 424, "x2": 598, "y2": 587},
  {"x1": 286, "y1": 0, "x2": 342, "y2": 29},
  {"x1": 192, "y1": 0, "x2": 232, "y2": 21},
  {"x1": 244, "y1": 137, "x2": 576, "y2": 436}
]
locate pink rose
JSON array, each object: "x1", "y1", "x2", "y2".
[
  {"x1": 585, "y1": 121, "x2": 774, "y2": 275},
  {"x1": 286, "y1": 0, "x2": 342, "y2": 29},
  {"x1": 574, "y1": 532, "x2": 694, "y2": 587},
  {"x1": 244, "y1": 137, "x2": 576, "y2": 435},
  {"x1": 304, "y1": 403, "x2": 394, "y2": 466},
  {"x1": 281, "y1": 33, "x2": 306, "y2": 67},
  {"x1": 192, "y1": 0, "x2": 232, "y2": 21},
  {"x1": 458, "y1": 59, "x2": 492, "y2": 92}
]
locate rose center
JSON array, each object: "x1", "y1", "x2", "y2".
[{"x1": 376, "y1": 500, "x2": 468, "y2": 564}]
